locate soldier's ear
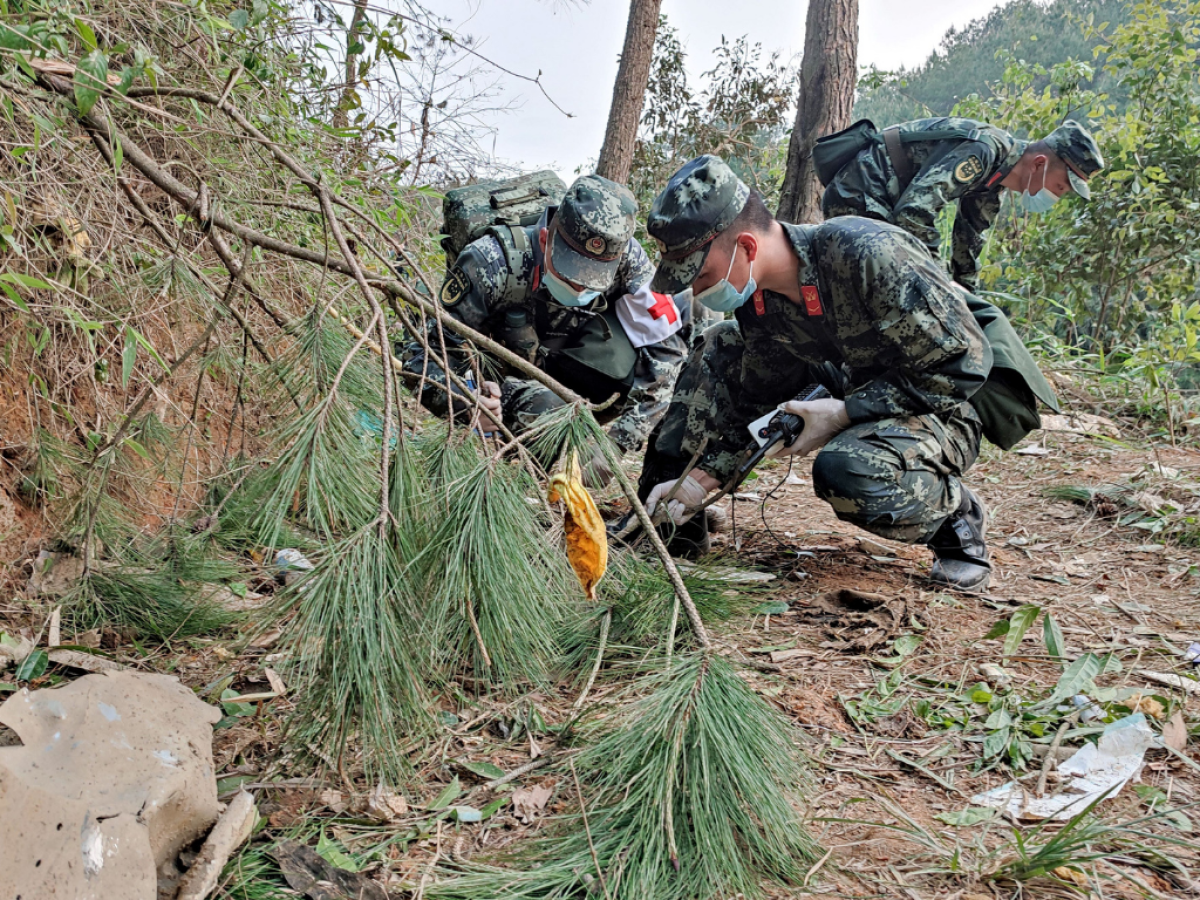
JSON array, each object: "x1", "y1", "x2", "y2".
[
  {"x1": 737, "y1": 231, "x2": 759, "y2": 262},
  {"x1": 538, "y1": 227, "x2": 548, "y2": 252}
]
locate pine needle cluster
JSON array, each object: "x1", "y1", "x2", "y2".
[{"x1": 432, "y1": 652, "x2": 819, "y2": 900}]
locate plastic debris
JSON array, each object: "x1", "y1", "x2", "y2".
[
  {"x1": 276, "y1": 548, "x2": 315, "y2": 572},
  {"x1": 1071, "y1": 694, "x2": 1101, "y2": 722},
  {"x1": 547, "y1": 452, "x2": 607, "y2": 601},
  {"x1": 971, "y1": 713, "x2": 1156, "y2": 820},
  {"x1": 1138, "y1": 670, "x2": 1200, "y2": 695},
  {"x1": 276, "y1": 549, "x2": 315, "y2": 586},
  {"x1": 1184, "y1": 643, "x2": 1200, "y2": 667}
]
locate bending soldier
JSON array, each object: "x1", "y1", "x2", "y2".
[
  {"x1": 634, "y1": 155, "x2": 1000, "y2": 590},
  {"x1": 404, "y1": 174, "x2": 691, "y2": 485},
  {"x1": 821, "y1": 118, "x2": 1104, "y2": 291}
]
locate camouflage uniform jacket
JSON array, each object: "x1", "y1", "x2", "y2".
[
  {"x1": 829, "y1": 117, "x2": 1025, "y2": 291},
  {"x1": 700, "y1": 217, "x2": 993, "y2": 481},
  {"x1": 405, "y1": 207, "x2": 691, "y2": 451}
]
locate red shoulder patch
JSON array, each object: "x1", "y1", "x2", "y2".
[{"x1": 801, "y1": 285, "x2": 823, "y2": 317}]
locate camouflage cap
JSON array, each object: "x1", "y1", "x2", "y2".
[
  {"x1": 646, "y1": 155, "x2": 751, "y2": 293},
  {"x1": 1044, "y1": 120, "x2": 1104, "y2": 199},
  {"x1": 548, "y1": 174, "x2": 637, "y2": 291}
]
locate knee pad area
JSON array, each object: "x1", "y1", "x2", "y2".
[{"x1": 812, "y1": 445, "x2": 898, "y2": 502}]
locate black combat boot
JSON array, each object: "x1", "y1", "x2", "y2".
[
  {"x1": 927, "y1": 485, "x2": 991, "y2": 591},
  {"x1": 607, "y1": 509, "x2": 711, "y2": 559}
]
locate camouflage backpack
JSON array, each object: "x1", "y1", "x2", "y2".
[{"x1": 439, "y1": 171, "x2": 567, "y2": 270}]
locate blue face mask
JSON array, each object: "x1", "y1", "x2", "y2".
[
  {"x1": 694, "y1": 246, "x2": 756, "y2": 313},
  {"x1": 543, "y1": 244, "x2": 601, "y2": 308},
  {"x1": 1020, "y1": 166, "x2": 1060, "y2": 215}
]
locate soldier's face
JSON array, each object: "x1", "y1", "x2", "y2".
[
  {"x1": 1029, "y1": 156, "x2": 1073, "y2": 199},
  {"x1": 693, "y1": 233, "x2": 754, "y2": 295},
  {"x1": 539, "y1": 226, "x2": 586, "y2": 292}
]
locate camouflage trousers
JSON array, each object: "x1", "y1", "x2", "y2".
[
  {"x1": 651, "y1": 321, "x2": 982, "y2": 544},
  {"x1": 499, "y1": 377, "x2": 622, "y2": 439},
  {"x1": 820, "y1": 145, "x2": 900, "y2": 223},
  {"x1": 499, "y1": 377, "x2": 568, "y2": 435}
]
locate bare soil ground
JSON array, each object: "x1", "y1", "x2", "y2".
[
  {"x1": 3, "y1": 426, "x2": 1198, "y2": 899},
  {"x1": 717, "y1": 429, "x2": 1200, "y2": 898}
]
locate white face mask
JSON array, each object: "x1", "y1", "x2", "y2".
[
  {"x1": 694, "y1": 244, "x2": 757, "y2": 313},
  {"x1": 542, "y1": 237, "x2": 601, "y2": 308},
  {"x1": 1020, "y1": 165, "x2": 1059, "y2": 215}
]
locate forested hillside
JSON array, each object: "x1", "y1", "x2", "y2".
[{"x1": 854, "y1": 0, "x2": 1131, "y2": 123}]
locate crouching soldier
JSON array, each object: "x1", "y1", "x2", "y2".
[
  {"x1": 631, "y1": 155, "x2": 1002, "y2": 590},
  {"x1": 403, "y1": 174, "x2": 691, "y2": 485}
]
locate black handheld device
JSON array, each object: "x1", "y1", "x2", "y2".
[{"x1": 736, "y1": 384, "x2": 831, "y2": 479}]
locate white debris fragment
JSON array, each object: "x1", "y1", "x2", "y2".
[{"x1": 970, "y1": 713, "x2": 1156, "y2": 821}]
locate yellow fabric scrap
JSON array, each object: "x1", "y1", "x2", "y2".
[{"x1": 547, "y1": 452, "x2": 608, "y2": 600}]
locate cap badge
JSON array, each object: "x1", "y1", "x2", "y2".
[{"x1": 586, "y1": 236, "x2": 606, "y2": 255}]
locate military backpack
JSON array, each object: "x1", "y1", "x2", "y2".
[
  {"x1": 439, "y1": 171, "x2": 567, "y2": 270},
  {"x1": 812, "y1": 119, "x2": 984, "y2": 188}
]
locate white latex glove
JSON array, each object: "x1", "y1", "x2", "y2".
[
  {"x1": 646, "y1": 474, "x2": 708, "y2": 526},
  {"x1": 477, "y1": 380, "x2": 503, "y2": 431},
  {"x1": 766, "y1": 397, "x2": 850, "y2": 459}
]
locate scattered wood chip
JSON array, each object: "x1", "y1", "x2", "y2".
[
  {"x1": 264, "y1": 667, "x2": 287, "y2": 695},
  {"x1": 511, "y1": 784, "x2": 553, "y2": 823},
  {"x1": 1040, "y1": 413, "x2": 1120, "y2": 438},
  {"x1": 1163, "y1": 711, "x2": 1188, "y2": 752},
  {"x1": 250, "y1": 627, "x2": 283, "y2": 649},
  {"x1": 366, "y1": 782, "x2": 408, "y2": 821},
  {"x1": 175, "y1": 790, "x2": 257, "y2": 900},
  {"x1": 769, "y1": 648, "x2": 818, "y2": 664},
  {"x1": 800, "y1": 588, "x2": 917, "y2": 652},
  {"x1": 1127, "y1": 693, "x2": 1166, "y2": 720},
  {"x1": 319, "y1": 789, "x2": 347, "y2": 814},
  {"x1": 48, "y1": 607, "x2": 61, "y2": 647},
  {"x1": 47, "y1": 648, "x2": 127, "y2": 673},
  {"x1": 272, "y1": 840, "x2": 388, "y2": 900}
]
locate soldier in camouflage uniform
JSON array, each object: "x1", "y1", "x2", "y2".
[
  {"x1": 403, "y1": 174, "x2": 691, "y2": 483},
  {"x1": 632, "y1": 155, "x2": 996, "y2": 590},
  {"x1": 822, "y1": 118, "x2": 1104, "y2": 291}
]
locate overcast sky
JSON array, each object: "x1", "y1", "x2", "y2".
[{"x1": 432, "y1": 0, "x2": 1007, "y2": 178}]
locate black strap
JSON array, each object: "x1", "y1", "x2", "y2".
[
  {"x1": 884, "y1": 125, "x2": 985, "y2": 190},
  {"x1": 882, "y1": 126, "x2": 912, "y2": 185}
]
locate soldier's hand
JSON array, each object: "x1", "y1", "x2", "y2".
[
  {"x1": 477, "y1": 380, "x2": 503, "y2": 430},
  {"x1": 647, "y1": 474, "x2": 708, "y2": 526},
  {"x1": 770, "y1": 397, "x2": 850, "y2": 459}
]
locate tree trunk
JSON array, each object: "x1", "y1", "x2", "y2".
[
  {"x1": 596, "y1": 0, "x2": 663, "y2": 185},
  {"x1": 777, "y1": 0, "x2": 859, "y2": 224}
]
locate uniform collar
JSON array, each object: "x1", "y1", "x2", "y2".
[
  {"x1": 992, "y1": 137, "x2": 1029, "y2": 187},
  {"x1": 781, "y1": 222, "x2": 818, "y2": 276},
  {"x1": 532, "y1": 206, "x2": 555, "y2": 269}
]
